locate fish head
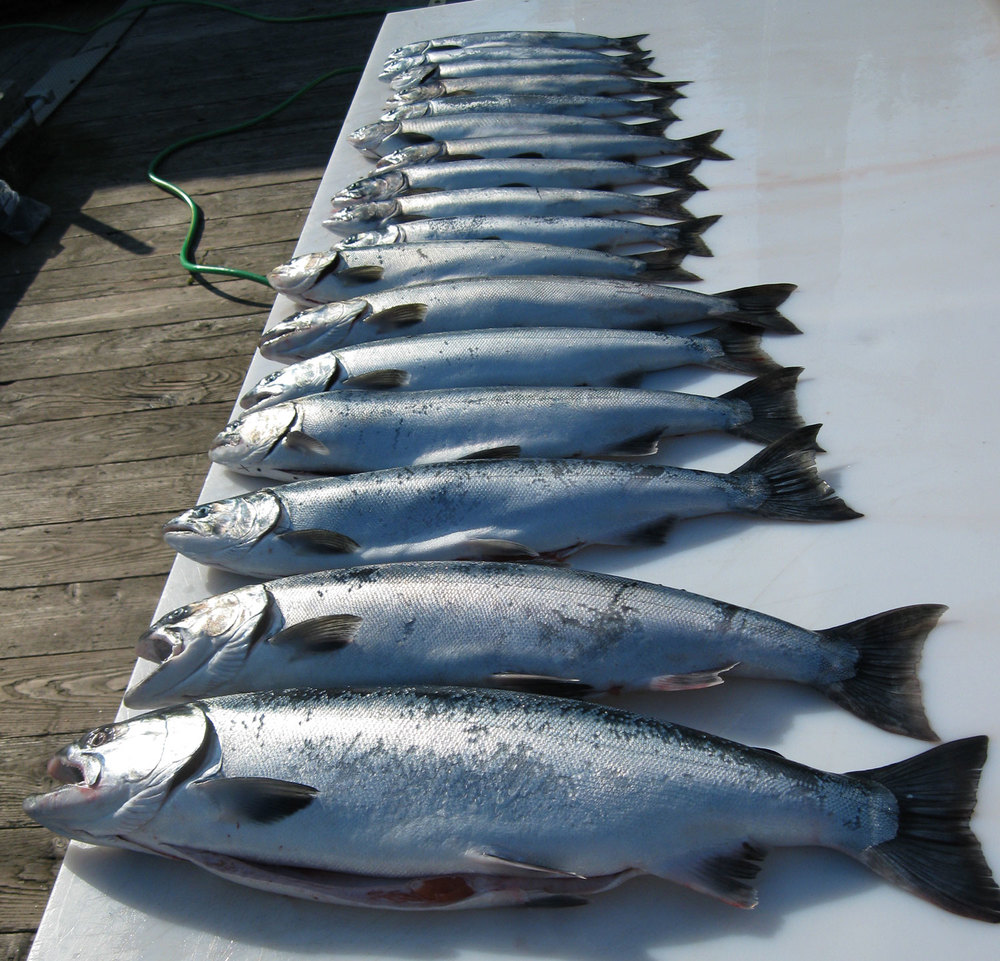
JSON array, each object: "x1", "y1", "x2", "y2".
[
  {"x1": 380, "y1": 103, "x2": 430, "y2": 122},
  {"x1": 240, "y1": 356, "x2": 340, "y2": 412},
  {"x1": 376, "y1": 143, "x2": 445, "y2": 171},
  {"x1": 267, "y1": 249, "x2": 341, "y2": 302},
  {"x1": 340, "y1": 226, "x2": 404, "y2": 248},
  {"x1": 162, "y1": 490, "x2": 282, "y2": 567},
  {"x1": 377, "y1": 55, "x2": 421, "y2": 81},
  {"x1": 323, "y1": 201, "x2": 396, "y2": 233},
  {"x1": 348, "y1": 121, "x2": 401, "y2": 156},
  {"x1": 125, "y1": 586, "x2": 272, "y2": 709},
  {"x1": 208, "y1": 403, "x2": 302, "y2": 475},
  {"x1": 388, "y1": 64, "x2": 437, "y2": 90},
  {"x1": 23, "y1": 704, "x2": 210, "y2": 844},
  {"x1": 334, "y1": 171, "x2": 408, "y2": 205},
  {"x1": 386, "y1": 80, "x2": 445, "y2": 104},
  {"x1": 259, "y1": 300, "x2": 369, "y2": 360}
]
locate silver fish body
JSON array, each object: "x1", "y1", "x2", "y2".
[
  {"x1": 239, "y1": 326, "x2": 778, "y2": 411},
  {"x1": 165, "y1": 428, "x2": 856, "y2": 578},
  {"x1": 338, "y1": 214, "x2": 718, "y2": 257},
  {"x1": 258, "y1": 277, "x2": 796, "y2": 361},
  {"x1": 25, "y1": 688, "x2": 999, "y2": 916},
  {"x1": 335, "y1": 158, "x2": 705, "y2": 205},
  {"x1": 323, "y1": 186, "x2": 693, "y2": 232},
  {"x1": 208, "y1": 374, "x2": 805, "y2": 479},
  {"x1": 350, "y1": 114, "x2": 675, "y2": 157},
  {"x1": 124, "y1": 559, "x2": 943, "y2": 741},
  {"x1": 375, "y1": 131, "x2": 730, "y2": 168},
  {"x1": 388, "y1": 32, "x2": 651, "y2": 59},
  {"x1": 388, "y1": 73, "x2": 683, "y2": 102},
  {"x1": 382, "y1": 94, "x2": 678, "y2": 122},
  {"x1": 268, "y1": 241, "x2": 695, "y2": 306}
]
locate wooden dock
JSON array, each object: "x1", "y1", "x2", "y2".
[{"x1": 0, "y1": 3, "x2": 386, "y2": 956}]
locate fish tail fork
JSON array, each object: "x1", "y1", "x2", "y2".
[{"x1": 852, "y1": 736, "x2": 1000, "y2": 922}]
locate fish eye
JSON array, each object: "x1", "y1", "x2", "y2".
[{"x1": 85, "y1": 726, "x2": 115, "y2": 748}]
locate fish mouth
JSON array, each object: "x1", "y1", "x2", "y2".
[
  {"x1": 136, "y1": 625, "x2": 179, "y2": 664},
  {"x1": 47, "y1": 755, "x2": 85, "y2": 785},
  {"x1": 46, "y1": 748, "x2": 102, "y2": 788}
]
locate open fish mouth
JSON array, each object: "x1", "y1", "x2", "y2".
[
  {"x1": 137, "y1": 625, "x2": 179, "y2": 663},
  {"x1": 47, "y1": 755, "x2": 86, "y2": 785}
]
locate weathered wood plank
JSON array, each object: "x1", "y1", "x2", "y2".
[
  {"x1": 0, "y1": 314, "x2": 260, "y2": 381},
  {"x1": 0, "y1": 932, "x2": 34, "y2": 961},
  {"x1": 0, "y1": 512, "x2": 179, "y2": 589},
  {"x1": 5, "y1": 454, "x2": 211, "y2": 529},
  {"x1": 0, "y1": 401, "x2": 233, "y2": 476},
  {"x1": 0, "y1": 827, "x2": 67, "y2": 936},
  {"x1": 0, "y1": 575, "x2": 165, "y2": 660}
]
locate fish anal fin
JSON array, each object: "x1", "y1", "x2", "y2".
[
  {"x1": 459, "y1": 445, "x2": 521, "y2": 461},
  {"x1": 600, "y1": 429, "x2": 663, "y2": 459},
  {"x1": 278, "y1": 529, "x2": 361, "y2": 554},
  {"x1": 459, "y1": 538, "x2": 540, "y2": 561},
  {"x1": 490, "y1": 672, "x2": 595, "y2": 698},
  {"x1": 269, "y1": 614, "x2": 362, "y2": 652},
  {"x1": 195, "y1": 776, "x2": 319, "y2": 824},
  {"x1": 671, "y1": 840, "x2": 767, "y2": 908},
  {"x1": 364, "y1": 303, "x2": 429, "y2": 330},
  {"x1": 342, "y1": 368, "x2": 410, "y2": 389},
  {"x1": 649, "y1": 662, "x2": 739, "y2": 692},
  {"x1": 467, "y1": 848, "x2": 585, "y2": 879},
  {"x1": 626, "y1": 516, "x2": 678, "y2": 547}
]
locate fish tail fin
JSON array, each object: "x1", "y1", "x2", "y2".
[
  {"x1": 714, "y1": 283, "x2": 801, "y2": 333},
  {"x1": 701, "y1": 324, "x2": 781, "y2": 375},
  {"x1": 818, "y1": 604, "x2": 946, "y2": 740},
  {"x1": 852, "y1": 737, "x2": 1000, "y2": 922},
  {"x1": 622, "y1": 48, "x2": 655, "y2": 65},
  {"x1": 642, "y1": 80, "x2": 690, "y2": 97},
  {"x1": 674, "y1": 129, "x2": 732, "y2": 161},
  {"x1": 732, "y1": 425, "x2": 862, "y2": 521},
  {"x1": 647, "y1": 189, "x2": 694, "y2": 221},
  {"x1": 721, "y1": 367, "x2": 806, "y2": 445},
  {"x1": 627, "y1": 57, "x2": 663, "y2": 78},
  {"x1": 634, "y1": 248, "x2": 700, "y2": 283},
  {"x1": 617, "y1": 33, "x2": 651, "y2": 51},
  {"x1": 664, "y1": 214, "x2": 720, "y2": 257},
  {"x1": 631, "y1": 118, "x2": 673, "y2": 136},
  {"x1": 656, "y1": 159, "x2": 707, "y2": 192},
  {"x1": 642, "y1": 100, "x2": 681, "y2": 122}
]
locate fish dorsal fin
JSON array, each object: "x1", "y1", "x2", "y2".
[
  {"x1": 282, "y1": 430, "x2": 330, "y2": 456},
  {"x1": 459, "y1": 538, "x2": 540, "y2": 561},
  {"x1": 671, "y1": 840, "x2": 768, "y2": 908},
  {"x1": 277, "y1": 529, "x2": 361, "y2": 554},
  {"x1": 269, "y1": 614, "x2": 362, "y2": 652},
  {"x1": 341, "y1": 368, "x2": 410, "y2": 389},
  {"x1": 195, "y1": 776, "x2": 319, "y2": 824},
  {"x1": 466, "y1": 848, "x2": 585, "y2": 879},
  {"x1": 364, "y1": 303, "x2": 429, "y2": 330},
  {"x1": 338, "y1": 264, "x2": 385, "y2": 281},
  {"x1": 648, "y1": 663, "x2": 739, "y2": 692},
  {"x1": 490, "y1": 673, "x2": 595, "y2": 698},
  {"x1": 459, "y1": 445, "x2": 522, "y2": 461}
]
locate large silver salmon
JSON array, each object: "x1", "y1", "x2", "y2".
[
  {"x1": 124, "y1": 559, "x2": 942, "y2": 740},
  {"x1": 239, "y1": 326, "x2": 777, "y2": 411},
  {"x1": 388, "y1": 32, "x2": 652, "y2": 59},
  {"x1": 24, "y1": 688, "x2": 1000, "y2": 917},
  {"x1": 382, "y1": 94, "x2": 679, "y2": 122},
  {"x1": 163, "y1": 427, "x2": 858, "y2": 578},
  {"x1": 258, "y1": 278, "x2": 797, "y2": 361},
  {"x1": 207, "y1": 374, "x2": 806, "y2": 479},
  {"x1": 387, "y1": 74, "x2": 685, "y2": 102}
]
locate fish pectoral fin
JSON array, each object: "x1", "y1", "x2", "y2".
[
  {"x1": 282, "y1": 430, "x2": 330, "y2": 456},
  {"x1": 277, "y1": 529, "x2": 361, "y2": 554},
  {"x1": 364, "y1": 302, "x2": 429, "y2": 330},
  {"x1": 466, "y1": 848, "x2": 586, "y2": 880},
  {"x1": 459, "y1": 538, "x2": 540, "y2": 561},
  {"x1": 665, "y1": 840, "x2": 768, "y2": 909},
  {"x1": 338, "y1": 264, "x2": 385, "y2": 281},
  {"x1": 489, "y1": 673, "x2": 595, "y2": 698},
  {"x1": 649, "y1": 662, "x2": 739, "y2": 692},
  {"x1": 269, "y1": 614, "x2": 363, "y2": 652},
  {"x1": 194, "y1": 776, "x2": 319, "y2": 824},
  {"x1": 341, "y1": 368, "x2": 411, "y2": 389},
  {"x1": 459, "y1": 445, "x2": 522, "y2": 461}
]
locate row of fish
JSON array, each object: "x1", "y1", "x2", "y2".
[{"x1": 25, "y1": 27, "x2": 999, "y2": 924}]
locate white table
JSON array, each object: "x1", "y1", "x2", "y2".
[{"x1": 27, "y1": 0, "x2": 1000, "y2": 957}]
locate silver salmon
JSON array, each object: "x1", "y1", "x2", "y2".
[
  {"x1": 258, "y1": 278, "x2": 797, "y2": 361},
  {"x1": 163, "y1": 427, "x2": 857, "y2": 578},
  {"x1": 124, "y1": 559, "x2": 942, "y2": 740},
  {"x1": 208, "y1": 374, "x2": 807, "y2": 480},
  {"x1": 239, "y1": 326, "x2": 777, "y2": 411},
  {"x1": 387, "y1": 74, "x2": 686, "y2": 102},
  {"x1": 24, "y1": 688, "x2": 1000, "y2": 916},
  {"x1": 388, "y1": 32, "x2": 652, "y2": 58},
  {"x1": 382, "y1": 94, "x2": 679, "y2": 122}
]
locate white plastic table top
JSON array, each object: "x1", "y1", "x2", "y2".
[{"x1": 26, "y1": 0, "x2": 1000, "y2": 958}]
